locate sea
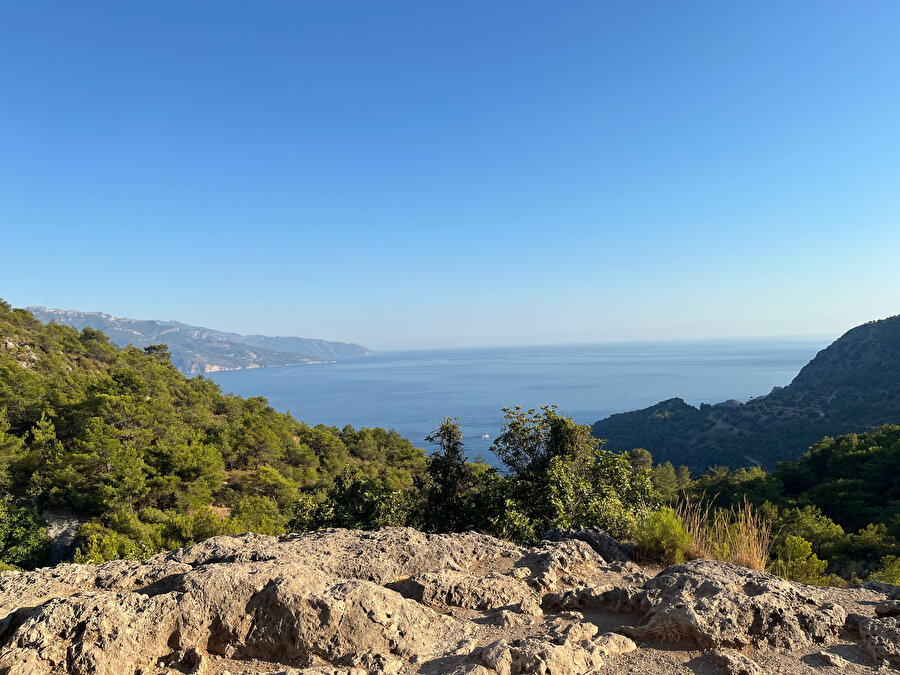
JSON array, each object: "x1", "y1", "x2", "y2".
[{"x1": 205, "y1": 337, "x2": 833, "y2": 463}]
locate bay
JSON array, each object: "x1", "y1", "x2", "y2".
[{"x1": 205, "y1": 337, "x2": 832, "y2": 463}]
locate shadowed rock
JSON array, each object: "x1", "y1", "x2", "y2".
[
  {"x1": 541, "y1": 527, "x2": 636, "y2": 561},
  {"x1": 858, "y1": 615, "x2": 900, "y2": 667}
]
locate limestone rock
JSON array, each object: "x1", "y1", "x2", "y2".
[
  {"x1": 514, "y1": 539, "x2": 605, "y2": 591},
  {"x1": 817, "y1": 650, "x2": 851, "y2": 668},
  {"x1": 611, "y1": 559, "x2": 847, "y2": 649},
  {"x1": 516, "y1": 595, "x2": 542, "y2": 617},
  {"x1": 478, "y1": 639, "x2": 514, "y2": 675},
  {"x1": 389, "y1": 569, "x2": 533, "y2": 611},
  {"x1": 475, "y1": 636, "x2": 608, "y2": 675},
  {"x1": 166, "y1": 528, "x2": 523, "y2": 585},
  {"x1": 858, "y1": 615, "x2": 900, "y2": 667},
  {"x1": 874, "y1": 599, "x2": 900, "y2": 617},
  {"x1": 856, "y1": 581, "x2": 900, "y2": 600},
  {"x1": 592, "y1": 632, "x2": 637, "y2": 659},
  {"x1": 541, "y1": 584, "x2": 614, "y2": 612},
  {"x1": 0, "y1": 533, "x2": 474, "y2": 674},
  {"x1": 0, "y1": 591, "x2": 182, "y2": 674},
  {"x1": 0, "y1": 527, "x2": 894, "y2": 674},
  {"x1": 541, "y1": 527, "x2": 636, "y2": 561},
  {"x1": 712, "y1": 649, "x2": 764, "y2": 675},
  {"x1": 492, "y1": 609, "x2": 525, "y2": 627}
]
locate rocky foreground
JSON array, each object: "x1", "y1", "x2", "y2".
[{"x1": 0, "y1": 528, "x2": 898, "y2": 674}]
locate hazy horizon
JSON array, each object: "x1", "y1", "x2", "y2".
[
  {"x1": 9, "y1": 299, "x2": 845, "y2": 352},
  {"x1": 2, "y1": 3, "x2": 899, "y2": 348}
]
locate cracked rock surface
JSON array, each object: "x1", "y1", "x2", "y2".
[
  {"x1": 0, "y1": 527, "x2": 897, "y2": 674},
  {"x1": 600, "y1": 559, "x2": 848, "y2": 649}
]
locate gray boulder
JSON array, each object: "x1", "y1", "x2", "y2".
[{"x1": 607, "y1": 559, "x2": 847, "y2": 649}]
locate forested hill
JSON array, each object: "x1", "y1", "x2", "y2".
[
  {"x1": 0, "y1": 299, "x2": 662, "y2": 573},
  {"x1": 592, "y1": 314, "x2": 900, "y2": 471},
  {"x1": 28, "y1": 306, "x2": 373, "y2": 375},
  {"x1": 0, "y1": 300, "x2": 422, "y2": 566}
]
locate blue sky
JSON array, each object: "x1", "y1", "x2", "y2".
[{"x1": 2, "y1": 2, "x2": 899, "y2": 349}]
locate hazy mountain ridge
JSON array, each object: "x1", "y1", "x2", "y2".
[
  {"x1": 592, "y1": 314, "x2": 900, "y2": 471},
  {"x1": 27, "y1": 307, "x2": 373, "y2": 375},
  {"x1": 179, "y1": 327, "x2": 374, "y2": 362}
]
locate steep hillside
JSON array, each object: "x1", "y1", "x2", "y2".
[
  {"x1": 592, "y1": 315, "x2": 900, "y2": 471},
  {"x1": 0, "y1": 301, "x2": 424, "y2": 567},
  {"x1": 27, "y1": 307, "x2": 373, "y2": 374}
]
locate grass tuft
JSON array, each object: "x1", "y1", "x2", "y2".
[{"x1": 674, "y1": 495, "x2": 771, "y2": 570}]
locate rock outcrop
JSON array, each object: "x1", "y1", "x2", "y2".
[
  {"x1": 604, "y1": 559, "x2": 847, "y2": 649},
  {"x1": 0, "y1": 528, "x2": 896, "y2": 674}
]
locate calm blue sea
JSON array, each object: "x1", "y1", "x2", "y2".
[{"x1": 205, "y1": 337, "x2": 832, "y2": 462}]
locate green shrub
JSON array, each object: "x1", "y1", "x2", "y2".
[
  {"x1": 488, "y1": 499, "x2": 538, "y2": 545},
  {"x1": 288, "y1": 470, "x2": 416, "y2": 533},
  {"x1": 73, "y1": 525, "x2": 159, "y2": 564},
  {"x1": 635, "y1": 507, "x2": 691, "y2": 564},
  {"x1": 870, "y1": 555, "x2": 900, "y2": 584},
  {"x1": 773, "y1": 505, "x2": 845, "y2": 560},
  {"x1": 230, "y1": 495, "x2": 288, "y2": 535},
  {"x1": 770, "y1": 535, "x2": 830, "y2": 585},
  {"x1": 488, "y1": 407, "x2": 658, "y2": 544},
  {"x1": 0, "y1": 497, "x2": 49, "y2": 569}
]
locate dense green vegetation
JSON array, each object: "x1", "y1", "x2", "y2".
[
  {"x1": 0, "y1": 302, "x2": 656, "y2": 569},
  {"x1": 592, "y1": 314, "x2": 900, "y2": 471},
  {"x1": 2, "y1": 300, "x2": 898, "y2": 588},
  {"x1": 648, "y1": 425, "x2": 900, "y2": 584},
  {"x1": 0, "y1": 301, "x2": 425, "y2": 565}
]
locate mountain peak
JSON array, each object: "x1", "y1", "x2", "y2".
[{"x1": 592, "y1": 314, "x2": 900, "y2": 470}]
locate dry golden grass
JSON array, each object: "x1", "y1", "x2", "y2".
[
  {"x1": 676, "y1": 496, "x2": 771, "y2": 570},
  {"x1": 643, "y1": 618, "x2": 689, "y2": 643}
]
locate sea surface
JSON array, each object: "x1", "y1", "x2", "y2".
[{"x1": 206, "y1": 337, "x2": 832, "y2": 463}]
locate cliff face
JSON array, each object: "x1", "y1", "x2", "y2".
[
  {"x1": 27, "y1": 307, "x2": 373, "y2": 375},
  {"x1": 0, "y1": 527, "x2": 894, "y2": 674},
  {"x1": 592, "y1": 315, "x2": 900, "y2": 471}
]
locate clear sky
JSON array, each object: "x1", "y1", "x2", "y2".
[{"x1": 2, "y1": 2, "x2": 899, "y2": 350}]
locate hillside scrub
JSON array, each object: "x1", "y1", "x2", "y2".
[
  {"x1": 0, "y1": 302, "x2": 657, "y2": 567},
  {"x1": 676, "y1": 497, "x2": 771, "y2": 570},
  {"x1": 633, "y1": 497, "x2": 771, "y2": 572},
  {"x1": 592, "y1": 313, "x2": 900, "y2": 472},
  {"x1": 634, "y1": 506, "x2": 691, "y2": 564},
  {"x1": 637, "y1": 427, "x2": 900, "y2": 584},
  {"x1": 2, "y1": 299, "x2": 898, "y2": 589},
  {"x1": 0, "y1": 301, "x2": 426, "y2": 565}
]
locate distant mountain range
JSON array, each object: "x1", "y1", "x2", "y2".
[
  {"x1": 592, "y1": 314, "x2": 900, "y2": 471},
  {"x1": 28, "y1": 307, "x2": 373, "y2": 375}
]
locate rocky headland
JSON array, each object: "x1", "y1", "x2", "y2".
[
  {"x1": 592, "y1": 314, "x2": 900, "y2": 470},
  {"x1": 1, "y1": 527, "x2": 897, "y2": 674}
]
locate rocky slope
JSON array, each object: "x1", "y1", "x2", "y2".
[
  {"x1": 27, "y1": 307, "x2": 373, "y2": 375},
  {"x1": 592, "y1": 314, "x2": 900, "y2": 470},
  {"x1": 1, "y1": 527, "x2": 897, "y2": 674}
]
